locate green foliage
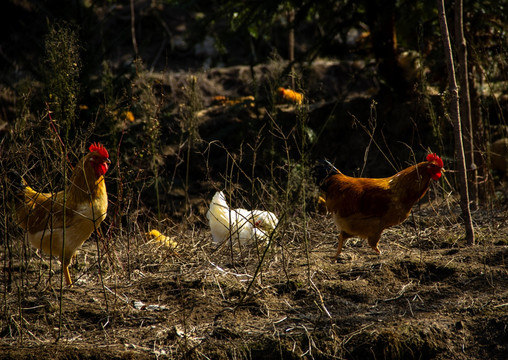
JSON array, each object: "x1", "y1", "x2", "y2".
[
  {"x1": 180, "y1": 75, "x2": 203, "y2": 213},
  {"x1": 179, "y1": 75, "x2": 202, "y2": 142},
  {"x1": 3, "y1": 0, "x2": 508, "y2": 217},
  {"x1": 43, "y1": 22, "x2": 81, "y2": 141}
]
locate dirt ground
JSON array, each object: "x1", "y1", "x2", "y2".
[{"x1": 1, "y1": 197, "x2": 507, "y2": 360}]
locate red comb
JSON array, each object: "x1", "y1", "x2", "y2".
[
  {"x1": 426, "y1": 153, "x2": 443, "y2": 167},
  {"x1": 89, "y1": 142, "x2": 109, "y2": 158}
]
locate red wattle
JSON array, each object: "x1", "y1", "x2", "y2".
[{"x1": 95, "y1": 162, "x2": 109, "y2": 176}]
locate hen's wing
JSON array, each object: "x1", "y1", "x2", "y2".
[
  {"x1": 18, "y1": 184, "x2": 85, "y2": 234},
  {"x1": 325, "y1": 176, "x2": 392, "y2": 219}
]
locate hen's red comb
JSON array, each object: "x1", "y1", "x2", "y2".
[
  {"x1": 426, "y1": 153, "x2": 443, "y2": 167},
  {"x1": 89, "y1": 142, "x2": 109, "y2": 158}
]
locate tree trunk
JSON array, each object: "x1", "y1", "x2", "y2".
[
  {"x1": 130, "y1": 0, "x2": 138, "y2": 56},
  {"x1": 469, "y1": 63, "x2": 489, "y2": 204},
  {"x1": 361, "y1": 0, "x2": 411, "y2": 101},
  {"x1": 454, "y1": 0, "x2": 477, "y2": 210},
  {"x1": 437, "y1": 0, "x2": 475, "y2": 245},
  {"x1": 288, "y1": 9, "x2": 295, "y2": 89}
]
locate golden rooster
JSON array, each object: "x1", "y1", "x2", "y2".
[
  {"x1": 13, "y1": 143, "x2": 111, "y2": 286},
  {"x1": 313, "y1": 154, "x2": 443, "y2": 259}
]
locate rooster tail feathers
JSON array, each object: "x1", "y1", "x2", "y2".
[{"x1": 312, "y1": 159, "x2": 340, "y2": 189}]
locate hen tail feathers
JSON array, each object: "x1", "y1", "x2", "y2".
[{"x1": 312, "y1": 159, "x2": 340, "y2": 190}]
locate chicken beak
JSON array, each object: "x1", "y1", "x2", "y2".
[{"x1": 104, "y1": 158, "x2": 111, "y2": 172}]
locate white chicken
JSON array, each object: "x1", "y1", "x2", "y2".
[{"x1": 206, "y1": 191, "x2": 278, "y2": 246}]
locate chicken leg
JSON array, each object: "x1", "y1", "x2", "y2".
[
  {"x1": 333, "y1": 231, "x2": 353, "y2": 261},
  {"x1": 367, "y1": 234, "x2": 382, "y2": 254}
]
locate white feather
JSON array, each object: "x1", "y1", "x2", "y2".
[{"x1": 206, "y1": 191, "x2": 278, "y2": 246}]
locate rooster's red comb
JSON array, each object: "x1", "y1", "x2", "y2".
[
  {"x1": 426, "y1": 153, "x2": 443, "y2": 167},
  {"x1": 89, "y1": 142, "x2": 109, "y2": 158}
]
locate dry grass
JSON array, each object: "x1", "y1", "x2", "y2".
[{"x1": 1, "y1": 196, "x2": 507, "y2": 359}]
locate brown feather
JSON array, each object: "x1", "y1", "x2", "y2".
[{"x1": 320, "y1": 160, "x2": 441, "y2": 257}]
